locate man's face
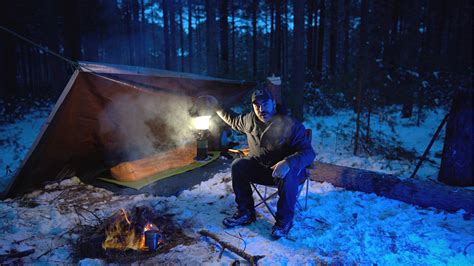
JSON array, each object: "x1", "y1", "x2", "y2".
[{"x1": 253, "y1": 99, "x2": 276, "y2": 123}]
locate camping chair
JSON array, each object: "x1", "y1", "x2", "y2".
[{"x1": 251, "y1": 128, "x2": 313, "y2": 220}]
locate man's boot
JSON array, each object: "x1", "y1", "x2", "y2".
[
  {"x1": 222, "y1": 210, "x2": 256, "y2": 227},
  {"x1": 271, "y1": 220, "x2": 293, "y2": 239}
]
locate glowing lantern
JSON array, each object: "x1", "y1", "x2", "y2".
[
  {"x1": 194, "y1": 115, "x2": 211, "y2": 161},
  {"x1": 194, "y1": 115, "x2": 211, "y2": 130}
]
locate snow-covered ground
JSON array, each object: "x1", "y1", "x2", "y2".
[
  {"x1": 1, "y1": 104, "x2": 473, "y2": 264},
  {"x1": 307, "y1": 106, "x2": 446, "y2": 180},
  {"x1": 0, "y1": 103, "x2": 52, "y2": 189},
  {"x1": 0, "y1": 173, "x2": 472, "y2": 264}
]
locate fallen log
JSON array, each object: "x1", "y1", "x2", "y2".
[
  {"x1": 199, "y1": 230, "x2": 264, "y2": 265},
  {"x1": 0, "y1": 249, "x2": 35, "y2": 262},
  {"x1": 309, "y1": 162, "x2": 474, "y2": 213}
]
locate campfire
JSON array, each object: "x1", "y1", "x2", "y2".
[
  {"x1": 76, "y1": 206, "x2": 195, "y2": 263},
  {"x1": 102, "y1": 208, "x2": 163, "y2": 251}
]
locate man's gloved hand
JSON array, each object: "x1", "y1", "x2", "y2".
[{"x1": 271, "y1": 159, "x2": 290, "y2": 180}]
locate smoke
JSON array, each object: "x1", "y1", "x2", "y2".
[{"x1": 98, "y1": 92, "x2": 196, "y2": 164}]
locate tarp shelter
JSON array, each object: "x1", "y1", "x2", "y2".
[{"x1": 2, "y1": 62, "x2": 255, "y2": 198}]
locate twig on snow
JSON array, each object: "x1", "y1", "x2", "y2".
[
  {"x1": 199, "y1": 230, "x2": 264, "y2": 265},
  {"x1": 0, "y1": 249, "x2": 35, "y2": 262}
]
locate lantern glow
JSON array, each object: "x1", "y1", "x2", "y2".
[{"x1": 194, "y1": 115, "x2": 211, "y2": 130}]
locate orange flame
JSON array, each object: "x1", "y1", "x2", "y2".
[{"x1": 102, "y1": 208, "x2": 159, "y2": 251}]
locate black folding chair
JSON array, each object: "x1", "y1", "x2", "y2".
[{"x1": 251, "y1": 128, "x2": 313, "y2": 220}]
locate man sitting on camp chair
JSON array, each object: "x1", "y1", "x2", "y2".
[{"x1": 203, "y1": 87, "x2": 315, "y2": 239}]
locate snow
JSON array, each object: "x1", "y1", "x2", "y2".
[
  {"x1": 0, "y1": 104, "x2": 472, "y2": 264},
  {"x1": 0, "y1": 173, "x2": 472, "y2": 264},
  {"x1": 0, "y1": 105, "x2": 52, "y2": 189},
  {"x1": 306, "y1": 106, "x2": 446, "y2": 180}
]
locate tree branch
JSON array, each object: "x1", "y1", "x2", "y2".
[{"x1": 199, "y1": 230, "x2": 264, "y2": 265}]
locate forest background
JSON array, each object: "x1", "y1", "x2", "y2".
[{"x1": 0, "y1": 0, "x2": 472, "y2": 124}]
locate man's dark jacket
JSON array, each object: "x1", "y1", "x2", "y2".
[{"x1": 217, "y1": 108, "x2": 316, "y2": 176}]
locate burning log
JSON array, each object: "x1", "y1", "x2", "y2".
[
  {"x1": 76, "y1": 206, "x2": 196, "y2": 263},
  {"x1": 102, "y1": 208, "x2": 162, "y2": 251},
  {"x1": 199, "y1": 230, "x2": 264, "y2": 265}
]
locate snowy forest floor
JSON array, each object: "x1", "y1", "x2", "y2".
[{"x1": 0, "y1": 103, "x2": 473, "y2": 264}]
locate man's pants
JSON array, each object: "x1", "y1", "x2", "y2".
[{"x1": 230, "y1": 157, "x2": 306, "y2": 225}]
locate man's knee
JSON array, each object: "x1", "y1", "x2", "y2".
[{"x1": 231, "y1": 158, "x2": 253, "y2": 177}]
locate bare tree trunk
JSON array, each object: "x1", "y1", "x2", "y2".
[
  {"x1": 282, "y1": 0, "x2": 288, "y2": 79},
  {"x1": 438, "y1": 89, "x2": 473, "y2": 186},
  {"x1": 205, "y1": 0, "x2": 218, "y2": 76},
  {"x1": 329, "y1": 0, "x2": 338, "y2": 78},
  {"x1": 123, "y1": 0, "x2": 134, "y2": 64},
  {"x1": 179, "y1": 0, "x2": 185, "y2": 71},
  {"x1": 316, "y1": 0, "x2": 325, "y2": 83},
  {"x1": 169, "y1": 0, "x2": 177, "y2": 70},
  {"x1": 63, "y1": 0, "x2": 81, "y2": 62},
  {"x1": 354, "y1": 0, "x2": 368, "y2": 155},
  {"x1": 195, "y1": 6, "x2": 202, "y2": 72},
  {"x1": 231, "y1": 0, "x2": 236, "y2": 73},
  {"x1": 187, "y1": 0, "x2": 193, "y2": 72},
  {"x1": 306, "y1": 0, "x2": 315, "y2": 71},
  {"x1": 343, "y1": 0, "x2": 350, "y2": 74},
  {"x1": 220, "y1": 0, "x2": 229, "y2": 76},
  {"x1": 132, "y1": 0, "x2": 140, "y2": 64},
  {"x1": 269, "y1": 0, "x2": 274, "y2": 74},
  {"x1": 273, "y1": 0, "x2": 282, "y2": 75},
  {"x1": 140, "y1": 0, "x2": 146, "y2": 65},
  {"x1": 292, "y1": 0, "x2": 305, "y2": 121},
  {"x1": 252, "y1": 0, "x2": 258, "y2": 79},
  {"x1": 163, "y1": 0, "x2": 171, "y2": 69}
]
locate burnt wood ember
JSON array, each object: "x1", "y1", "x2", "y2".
[{"x1": 74, "y1": 206, "x2": 195, "y2": 263}]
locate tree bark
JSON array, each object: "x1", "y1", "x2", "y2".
[
  {"x1": 140, "y1": 0, "x2": 146, "y2": 65},
  {"x1": 179, "y1": 0, "x2": 185, "y2": 71},
  {"x1": 309, "y1": 162, "x2": 474, "y2": 213},
  {"x1": 292, "y1": 0, "x2": 305, "y2": 122},
  {"x1": 205, "y1": 0, "x2": 218, "y2": 76},
  {"x1": 187, "y1": 0, "x2": 193, "y2": 72},
  {"x1": 123, "y1": 0, "x2": 134, "y2": 64},
  {"x1": 329, "y1": 0, "x2": 338, "y2": 78},
  {"x1": 252, "y1": 0, "x2": 258, "y2": 79},
  {"x1": 63, "y1": 0, "x2": 81, "y2": 62},
  {"x1": 132, "y1": 0, "x2": 140, "y2": 64},
  {"x1": 343, "y1": 0, "x2": 350, "y2": 74},
  {"x1": 438, "y1": 89, "x2": 473, "y2": 186},
  {"x1": 162, "y1": 0, "x2": 171, "y2": 69},
  {"x1": 316, "y1": 0, "x2": 325, "y2": 83},
  {"x1": 220, "y1": 0, "x2": 229, "y2": 76},
  {"x1": 354, "y1": 0, "x2": 368, "y2": 155},
  {"x1": 269, "y1": 0, "x2": 274, "y2": 74},
  {"x1": 230, "y1": 0, "x2": 236, "y2": 73},
  {"x1": 306, "y1": 0, "x2": 315, "y2": 71},
  {"x1": 169, "y1": 0, "x2": 177, "y2": 70},
  {"x1": 272, "y1": 0, "x2": 282, "y2": 75}
]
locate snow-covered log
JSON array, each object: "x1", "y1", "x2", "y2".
[{"x1": 309, "y1": 162, "x2": 474, "y2": 213}]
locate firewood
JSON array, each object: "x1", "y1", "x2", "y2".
[
  {"x1": 0, "y1": 249, "x2": 35, "y2": 262},
  {"x1": 199, "y1": 230, "x2": 264, "y2": 265}
]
